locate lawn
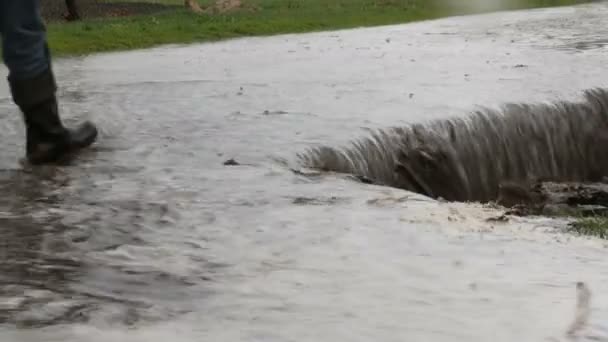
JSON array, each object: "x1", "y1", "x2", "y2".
[
  {"x1": 570, "y1": 217, "x2": 608, "y2": 239},
  {"x1": 46, "y1": 0, "x2": 594, "y2": 56}
]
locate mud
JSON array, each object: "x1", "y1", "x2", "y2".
[
  {"x1": 492, "y1": 181, "x2": 608, "y2": 217},
  {"x1": 3, "y1": 2, "x2": 608, "y2": 342}
]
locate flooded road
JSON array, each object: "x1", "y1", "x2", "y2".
[{"x1": 2, "y1": 3, "x2": 608, "y2": 341}]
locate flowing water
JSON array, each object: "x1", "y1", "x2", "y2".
[{"x1": 1, "y1": 3, "x2": 608, "y2": 341}]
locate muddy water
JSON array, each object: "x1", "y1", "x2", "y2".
[{"x1": 2, "y1": 3, "x2": 608, "y2": 341}]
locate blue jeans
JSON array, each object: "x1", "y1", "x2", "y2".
[{"x1": 0, "y1": 0, "x2": 50, "y2": 81}]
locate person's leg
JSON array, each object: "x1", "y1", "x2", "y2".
[
  {"x1": 64, "y1": 0, "x2": 80, "y2": 21},
  {"x1": 1, "y1": 0, "x2": 49, "y2": 81},
  {"x1": 1, "y1": 0, "x2": 97, "y2": 165},
  {"x1": 0, "y1": 2, "x2": 3, "y2": 49}
]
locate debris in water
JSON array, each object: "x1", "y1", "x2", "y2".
[
  {"x1": 223, "y1": 158, "x2": 240, "y2": 166},
  {"x1": 349, "y1": 174, "x2": 374, "y2": 184},
  {"x1": 291, "y1": 196, "x2": 346, "y2": 206},
  {"x1": 290, "y1": 168, "x2": 323, "y2": 180},
  {"x1": 486, "y1": 214, "x2": 509, "y2": 223},
  {"x1": 367, "y1": 196, "x2": 410, "y2": 206},
  {"x1": 262, "y1": 110, "x2": 289, "y2": 115}
]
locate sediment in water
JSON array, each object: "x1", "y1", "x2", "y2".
[{"x1": 298, "y1": 88, "x2": 608, "y2": 203}]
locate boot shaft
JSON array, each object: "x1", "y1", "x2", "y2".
[{"x1": 8, "y1": 68, "x2": 98, "y2": 165}]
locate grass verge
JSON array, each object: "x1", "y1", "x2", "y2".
[
  {"x1": 46, "y1": 0, "x2": 594, "y2": 57},
  {"x1": 570, "y1": 217, "x2": 608, "y2": 239}
]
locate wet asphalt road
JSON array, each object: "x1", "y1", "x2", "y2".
[{"x1": 2, "y1": 3, "x2": 608, "y2": 341}]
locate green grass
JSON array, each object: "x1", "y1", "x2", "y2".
[
  {"x1": 570, "y1": 217, "x2": 608, "y2": 239},
  {"x1": 540, "y1": 206, "x2": 608, "y2": 239},
  {"x1": 45, "y1": 0, "x2": 595, "y2": 57}
]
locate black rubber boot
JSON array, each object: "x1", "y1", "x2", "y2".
[{"x1": 9, "y1": 68, "x2": 98, "y2": 165}]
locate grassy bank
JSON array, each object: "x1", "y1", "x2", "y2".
[
  {"x1": 47, "y1": 0, "x2": 594, "y2": 56},
  {"x1": 569, "y1": 217, "x2": 608, "y2": 239}
]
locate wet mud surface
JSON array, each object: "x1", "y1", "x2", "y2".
[
  {"x1": 3, "y1": 3, "x2": 608, "y2": 341},
  {"x1": 496, "y1": 181, "x2": 608, "y2": 217}
]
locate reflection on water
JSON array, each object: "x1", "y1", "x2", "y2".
[{"x1": 0, "y1": 168, "x2": 87, "y2": 327}]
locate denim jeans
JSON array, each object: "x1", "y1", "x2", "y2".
[{"x1": 0, "y1": 0, "x2": 50, "y2": 81}]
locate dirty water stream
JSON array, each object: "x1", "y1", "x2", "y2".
[{"x1": 1, "y1": 3, "x2": 608, "y2": 341}]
